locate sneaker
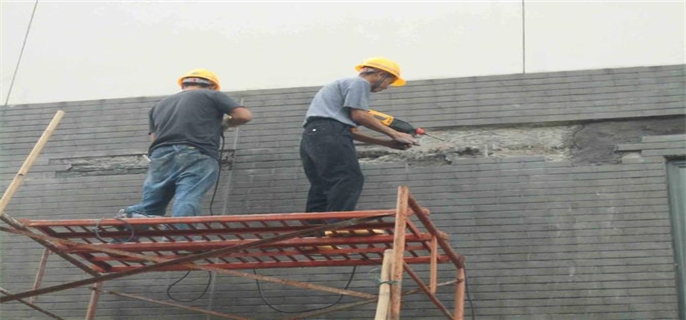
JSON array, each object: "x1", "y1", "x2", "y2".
[{"x1": 324, "y1": 229, "x2": 384, "y2": 237}]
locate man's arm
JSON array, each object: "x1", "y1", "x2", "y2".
[
  {"x1": 149, "y1": 133, "x2": 156, "y2": 142},
  {"x1": 351, "y1": 130, "x2": 410, "y2": 150},
  {"x1": 349, "y1": 108, "x2": 418, "y2": 148},
  {"x1": 222, "y1": 107, "x2": 253, "y2": 129}
]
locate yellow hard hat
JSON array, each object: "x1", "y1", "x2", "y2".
[
  {"x1": 355, "y1": 57, "x2": 406, "y2": 86},
  {"x1": 177, "y1": 69, "x2": 221, "y2": 90}
]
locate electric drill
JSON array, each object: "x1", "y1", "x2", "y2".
[{"x1": 368, "y1": 109, "x2": 425, "y2": 136}]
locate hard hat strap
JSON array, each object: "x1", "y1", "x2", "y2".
[
  {"x1": 371, "y1": 73, "x2": 389, "y2": 91},
  {"x1": 182, "y1": 77, "x2": 213, "y2": 86}
]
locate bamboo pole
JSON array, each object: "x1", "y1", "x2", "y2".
[
  {"x1": 453, "y1": 268, "x2": 465, "y2": 320},
  {"x1": 0, "y1": 110, "x2": 64, "y2": 217},
  {"x1": 389, "y1": 186, "x2": 409, "y2": 320},
  {"x1": 0, "y1": 110, "x2": 104, "y2": 278},
  {"x1": 374, "y1": 249, "x2": 394, "y2": 320},
  {"x1": 85, "y1": 282, "x2": 102, "y2": 320}
]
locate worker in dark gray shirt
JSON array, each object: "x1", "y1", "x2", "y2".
[
  {"x1": 122, "y1": 69, "x2": 252, "y2": 222},
  {"x1": 300, "y1": 57, "x2": 418, "y2": 238}
]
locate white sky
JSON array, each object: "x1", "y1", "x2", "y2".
[{"x1": 1, "y1": 1, "x2": 684, "y2": 105}]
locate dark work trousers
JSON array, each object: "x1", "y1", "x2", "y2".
[{"x1": 300, "y1": 117, "x2": 364, "y2": 224}]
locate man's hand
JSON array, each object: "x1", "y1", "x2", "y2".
[
  {"x1": 223, "y1": 107, "x2": 253, "y2": 130},
  {"x1": 390, "y1": 132, "x2": 418, "y2": 149}
]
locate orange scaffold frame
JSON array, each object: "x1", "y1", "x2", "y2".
[{"x1": 0, "y1": 111, "x2": 466, "y2": 320}]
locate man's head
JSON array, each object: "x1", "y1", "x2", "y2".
[
  {"x1": 355, "y1": 57, "x2": 405, "y2": 92},
  {"x1": 177, "y1": 69, "x2": 221, "y2": 91}
]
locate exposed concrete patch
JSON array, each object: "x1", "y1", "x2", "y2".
[
  {"x1": 571, "y1": 117, "x2": 685, "y2": 165},
  {"x1": 51, "y1": 155, "x2": 150, "y2": 177},
  {"x1": 51, "y1": 150, "x2": 235, "y2": 177},
  {"x1": 358, "y1": 124, "x2": 577, "y2": 165},
  {"x1": 358, "y1": 116, "x2": 685, "y2": 166}
]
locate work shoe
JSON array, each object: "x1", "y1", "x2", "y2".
[
  {"x1": 299, "y1": 245, "x2": 337, "y2": 252},
  {"x1": 109, "y1": 210, "x2": 155, "y2": 243},
  {"x1": 324, "y1": 229, "x2": 384, "y2": 237}
]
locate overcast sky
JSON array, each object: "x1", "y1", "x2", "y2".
[{"x1": 1, "y1": 1, "x2": 684, "y2": 105}]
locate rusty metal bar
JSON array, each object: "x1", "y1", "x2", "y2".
[
  {"x1": 30, "y1": 248, "x2": 51, "y2": 303},
  {"x1": 105, "y1": 289, "x2": 250, "y2": 320},
  {"x1": 430, "y1": 236, "x2": 438, "y2": 293},
  {"x1": 0, "y1": 287, "x2": 64, "y2": 320},
  {"x1": 403, "y1": 262, "x2": 453, "y2": 319},
  {"x1": 0, "y1": 226, "x2": 381, "y2": 300},
  {"x1": 408, "y1": 193, "x2": 465, "y2": 269},
  {"x1": 23, "y1": 210, "x2": 401, "y2": 227},
  {"x1": 0, "y1": 217, "x2": 377, "y2": 303},
  {"x1": 389, "y1": 185, "x2": 409, "y2": 320},
  {"x1": 281, "y1": 279, "x2": 459, "y2": 320}
]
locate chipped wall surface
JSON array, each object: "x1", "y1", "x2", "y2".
[
  {"x1": 358, "y1": 124, "x2": 579, "y2": 165},
  {"x1": 1, "y1": 65, "x2": 685, "y2": 320}
]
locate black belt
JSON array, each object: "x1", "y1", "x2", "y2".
[{"x1": 304, "y1": 116, "x2": 343, "y2": 127}]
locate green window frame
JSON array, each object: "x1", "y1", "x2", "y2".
[{"x1": 668, "y1": 159, "x2": 686, "y2": 319}]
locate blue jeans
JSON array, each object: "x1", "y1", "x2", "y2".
[{"x1": 125, "y1": 145, "x2": 219, "y2": 222}]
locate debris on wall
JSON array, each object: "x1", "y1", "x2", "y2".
[
  {"x1": 50, "y1": 150, "x2": 236, "y2": 177},
  {"x1": 357, "y1": 124, "x2": 577, "y2": 166},
  {"x1": 357, "y1": 116, "x2": 685, "y2": 166}
]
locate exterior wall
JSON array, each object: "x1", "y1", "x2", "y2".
[{"x1": 1, "y1": 64, "x2": 684, "y2": 319}]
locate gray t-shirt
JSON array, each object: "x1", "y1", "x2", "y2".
[
  {"x1": 148, "y1": 89, "x2": 241, "y2": 159},
  {"x1": 304, "y1": 77, "x2": 371, "y2": 127}
]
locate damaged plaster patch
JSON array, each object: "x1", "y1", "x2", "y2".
[
  {"x1": 51, "y1": 155, "x2": 151, "y2": 177},
  {"x1": 571, "y1": 117, "x2": 685, "y2": 165},
  {"x1": 357, "y1": 124, "x2": 578, "y2": 165},
  {"x1": 51, "y1": 150, "x2": 236, "y2": 177}
]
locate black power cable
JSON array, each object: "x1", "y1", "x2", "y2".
[
  {"x1": 166, "y1": 133, "x2": 226, "y2": 302},
  {"x1": 166, "y1": 271, "x2": 214, "y2": 303},
  {"x1": 463, "y1": 264, "x2": 476, "y2": 320},
  {"x1": 253, "y1": 266, "x2": 358, "y2": 313}
]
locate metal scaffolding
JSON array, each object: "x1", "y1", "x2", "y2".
[{"x1": 0, "y1": 111, "x2": 466, "y2": 319}]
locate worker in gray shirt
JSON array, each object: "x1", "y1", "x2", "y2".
[{"x1": 300, "y1": 57, "x2": 418, "y2": 238}]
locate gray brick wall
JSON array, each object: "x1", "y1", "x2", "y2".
[{"x1": 1, "y1": 64, "x2": 685, "y2": 319}]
